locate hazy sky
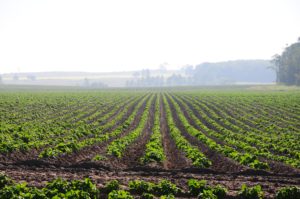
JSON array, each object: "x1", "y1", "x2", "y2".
[{"x1": 0, "y1": 0, "x2": 300, "y2": 73}]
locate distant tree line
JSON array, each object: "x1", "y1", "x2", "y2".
[
  {"x1": 272, "y1": 38, "x2": 300, "y2": 85},
  {"x1": 82, "y1": 78, "x2": 108, "y2": 88},
  {"x1": 126, "y1": 60, "x2": 274, "y2": 87}
]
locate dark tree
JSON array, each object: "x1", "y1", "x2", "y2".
[{"x1": 272, "y1": 38, "x2": 300, "y2": 85}]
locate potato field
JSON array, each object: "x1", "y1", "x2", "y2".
[{"x1": 0, "y1": 88, "x2": 299, "y2": 198}]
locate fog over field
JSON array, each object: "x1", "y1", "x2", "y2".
[
  {"x1": 0, "y1": 0, "x2": 300, "y2": 87},
  {"x1": 1, "y1": 1, "x2": 300, "y2": 198}
]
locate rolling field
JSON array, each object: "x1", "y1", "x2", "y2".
[{"x1": 0, "y1": 88, "x2": 299, "y2": 198}]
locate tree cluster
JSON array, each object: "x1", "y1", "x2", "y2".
[
  {"x1": 126, "y1": 60, "x2": 273, "y2": 87},
  {"x1": 272, "y1": 38, "x2": 300, "y2": 85}
]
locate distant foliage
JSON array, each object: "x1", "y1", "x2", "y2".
[
  {"x1": 272, "y1": 38, "x2": 300, "y2": 85},
  {"x1": 126, "y1": 60, "x2": 274, "y2": 87}
]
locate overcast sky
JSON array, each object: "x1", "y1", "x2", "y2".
[{"x1": 0, "y1": 0, "x2": 300, "y2": 73}]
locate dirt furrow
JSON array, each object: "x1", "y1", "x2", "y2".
[
  {"x1": 52, "y1": 96, "x2": 151, "y2": 167},
  {"x1": 178, "y1": 95, "x2": 300, "y2": 175},
  {"x1": 0, "y1": 165, "x2": 299, "y2": 198},
  {"x1": 0, "y1": 95, "x2": 150, "y2": 167},
  {"x1": 119, "y1": 95, "x2": 156, "y2": 169},
  {"x1": 167, "y1": 95, "x2": 246, "y2": 173},
  {"x1": 160, "y1": 94, "x2": 191, "y2": 170}
]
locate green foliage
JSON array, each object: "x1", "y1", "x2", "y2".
[
  {"x1": 104, "y1": 180, "x2": 120, "y2": 193},
  {"x1": 39, "y1": 141, "x2": 81, "y2": 158},
  {"x1": 188, "y1": 179, "x2": 227, "y2": 199},
  {"x1": 44, "y1": 178, "x2": 70, "y2": 194},
  {"x1": 174, "y1": 94, "x2": 276, "y2": 170},
  {"x1": 0, "y1": 183, "x2": 30, "y2": 199},
  {"x1": 108, "y1": 190, "x2": 133, "y2": 199},
  {"x1": 70, "y1": 178, "x2": 98, "y2": 197},
  {"x1": 198, "y1": 189, "x2": 218, "y2": 199},
  {"x1": 44, "y1": 177, "x2": 98, "y2": 198},
  {"x1": 238, "y1": 184, "x2": 264, "y2": 199},
  {"x1": 163, "y1": 96, "x2": 212, "y2": 168},
  {"x1": 153, "y1": 180, "x2": 180, "y2": 196},
  {"x1": 272, "y1": 39, "x2": 300, "y2": 85},
  {"x1": 128, "y1": 180, "x2": 154, "y2": 193},
  {"x1": 212, "y1": 185, "x2": 227, "y2": 199},
  {"x1": 160, "y1": 194, "x2": 175, "y2": 199},
  {"x1": 0, "y1": 174, "x2": 13, "y2": 189},
  {"x1": 275, "y1": 186, "x2": 300, "y2": 199},
  {"x1": 141, "y1": 192, "x2": 155, "y2": 199},
  {"x1": 1, "y1": 91, "x2": 300, "y2": 199},
  {"x1": 141, "y1": 97, "x2": 166, "y2": 164},
  {"x1": 1, "y1": 89, "x2": 300, "y2": 171},
  {"x1": 1, "y1": 173, "x2": 300, "y2": 199},
  {"x1": 92, "y1": 154, "x2": 107, "y2": 161},
  {"x1": 188, "y1": 179, "x2": 208, "y2": 196},
  {"x1": 0, "y1": 175, "x2": 99, "y2": 199},
  {"x1": 238, "y1": 154, "x2": 269, "y2": 170},
  {"x1": 128, "y1": 179, "x2": 181, "y2": 196},
  {"x1": 249, "y1": 159, "x2": 269, "y2": 170},
  {"x1": 107, "y1": 96, "x2": 153, "y2": 158}
]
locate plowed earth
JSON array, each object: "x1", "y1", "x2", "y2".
[{"x1": 0, "y1": 94, "x2": 299, "y2": 198}]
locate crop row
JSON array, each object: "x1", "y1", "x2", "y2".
[
  {"x1": 179, "y1": 95, "x2": 300, "y2": 167},
  {"x1": 39, "y1": 94, "x2": 150, "y2": 158},
  {"x1": 106, "y1": 94, "x2": 155, "y2": 158},
  {"x1": 166, "y1": 94, "x2": 268, "y2": 169},
  {"x1": 0, "y1": 174, "x2": 299, "y2": 199},
  {"x1": 141, "y1": 95, "x2": 166, "y2": 164},
  {"x1": 162, "y1": 95, "x2": 212, "y2": 168}
]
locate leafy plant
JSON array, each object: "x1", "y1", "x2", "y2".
[
  {"x1": 108, "y1": 190, "x2": 133, "y2": 199},
  {"x1": 188, "y1": 179, "x2": 227, "y2": 199},
  {"x1": 0, "y1": 174, "x2": 13, "y2": 189},
  {"x1": 188, "y1": 179, "x2": 208, "y2": 196},
  {"x1": 160, "y1": 194, "x2": 175, "y2": 199},
  {"x1": 212, "y1": 185, "x2": 227, "y2": 199},
  {"x1": 141, "y1": 98, "x2": 166, "y2": 164},
  {"x1": 128, "y1": 180, "x2": 154, "y2": 194},
  {"x1": 238, "y1": 184, "x2": 264, "y2": 199},
  {"x1": 141, "y1": 192, "x2": 155, "y2": 199},
  {"x1": 70, "y1": 178, "x2": 98, "y2": 198},
  {"x1": 92, "y1": 154, "x2": 107, "y2": 161},
  {"x1": 107, "y1": 96, "x2": 153, "y2": 158},
  {"x1": 44, "y1": 178, "x2": 70, "y2": 195},
  {"x1": 276, "y1": 186, "x2": 300, "y2": 199},
  {"x1": 163, "y1": 96, "x2": 212, "y2": 168},
  {"x1": 198, "y1": 189, "x2": 218, "y2": 199},
  {"x1": 104, "y1": 180, "x2": 120, "y2": 193},
  {"x1": 0, "y1": 183, "x2": 29, "y2": 199},
  {"x1": 153, "y1": 180, "x2": 179, "y2": 196}
]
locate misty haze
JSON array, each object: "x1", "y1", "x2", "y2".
[
  {"x1": 0, "y1": 0, "x2": 299, "y2": 87},
  {"x1": 0, "y1": 1, "x2": 300, "y2": 198}
]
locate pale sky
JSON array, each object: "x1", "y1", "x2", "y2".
[{"x1": 0, "y1": 0, "x2": 300, "y2": 73}]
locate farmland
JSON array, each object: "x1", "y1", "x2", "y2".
[{"x1": 0, "y1": 87, "x2": 299, "y2": 198}]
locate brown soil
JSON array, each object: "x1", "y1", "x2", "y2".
[
  {"x1": 91, "y1": 95, "x2": 157, "y2": 170},
  {"x1": 160, "y1": 95, "x2": 191, "y2": 170},
  {"x1": 0, "y1": 165, "x2": 299, "y2": 199},
  {"x1": 167, "y1": 95, "x2": 247, "y2": 173},
  {"x1": 119, "y1": 95, "x2": 156, "y2": 168},
  {"x1": 177, "y1": 95, "x2": 300, "y2": 175},
  {"x1": 0, "y1": 95, "x2": 149, "y2": 166},
  {"x1": 50, "y1": 95, "x2": 152, "y2": 166}
]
